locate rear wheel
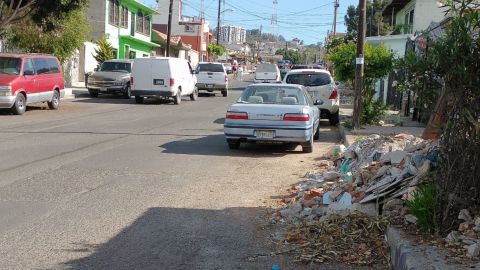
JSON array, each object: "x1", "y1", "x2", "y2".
[
  {"x1": 88, "y1": 89, "x2": 99, "y2": 98},
  {"x1": 329, "y1": 110, "x2": 339, "y2": 126},
  {"x1": 227, "y1": 139, "x2": 240, "y2": 150},
  {"x1": 174, "y1": 89, "x2": 182, "y2": 105},
  {"x1": 48, "y1": 90, "x2": 60, "y2": 110},
  {"x1": 123, "y1": 84, "x2": 131, "y2": 99},
  {"x1": 302, "y1": 130, "x2": 314, "y2": 153},
  {"x1": 12, "y1": 93, "x2": 26, "y2": 115},
  {"x1": 190, "y1": 87, "x2": 198, "y2": 101},
  {"x1": 135, "y1": 96, "x2": 144, "y2": 104},
  {"x1": 222, "y1": 89, "x2": 228, "y2": 97}
]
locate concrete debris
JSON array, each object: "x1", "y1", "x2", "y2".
[
  {"x1": 467, "y1": 243, "x2": 480, "y2": 257},
  {"x1": 446, "y1": 231, "x2": 461, "y2": 244},
  {"x1": 459, "y1": 209, "x2": 473, "y2": 222},
  {"x1": 404, "y1": 214, "x2": 418, "y2": 224}
]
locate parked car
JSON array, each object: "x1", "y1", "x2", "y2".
[
  {"x1": 130, "y1": 57, "x2": 198, "y2": 105},
  {"x1": 0, "y1": 53, "x2": 64, "y2": 115},
  {"x1": 224, "y1": 84, "x2": 320, "y2": 153},
  {"x1": 223, "y1": 63, "x2": 233, "y2": 74},
  {"x1": 87, "y1": 59, "x2": 133, "y2": 98},
  {"x1": 254, "y1": 63, "x2": 281, "y2": 83},
  {"x1": 283, "y1": 69, "x2": 340, "y2": 125},
  {"x1": 279, "y1": 67, "x2": 290, "y2": 80},
  {"x1": 196, "y1": 62, "x2": 229, "y2": 97},
  {"x1": 290, "y1": 64, "x2": 309, "y2": 70},
  {"x1": 277, "y1": 60, "x2": 292, "y2": 69}
]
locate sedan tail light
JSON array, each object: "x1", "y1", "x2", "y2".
[
  {"x1": 283, "y1": 113, "x2": 310, "y2": 121},
  {"x1": 226, "y1": 111, "x2": 248, "y2": 120},
  {"x1": 329, "y1": 88, "x2": 338, "y2": 100}
]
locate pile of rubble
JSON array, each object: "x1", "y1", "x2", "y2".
[
  {"x1": 273, "y1": 134, "x2": 438, "y2": 224},
  {"x1": 446, "y1": 209, "x2": 480, "y2": 258}
]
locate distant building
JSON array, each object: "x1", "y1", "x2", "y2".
[{"x1": 219, "y1": 25, "x2": 246, "y2": 44}]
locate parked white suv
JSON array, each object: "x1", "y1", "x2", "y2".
[
  {"x1": 195, "y1": 62, "x2": 229, "y2": 97},
  {"x1": 131, "y1": 57, "x2": 198, "y2": 105},
  {"x1": 283, "y1": 69, "x2": 340, "y2": 125}
]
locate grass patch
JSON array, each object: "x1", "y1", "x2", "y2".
[{"x1": 406, "y1": 183, "x2": 437, "y2": 233}]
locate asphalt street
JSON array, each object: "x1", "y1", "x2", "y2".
[{"x1": 0, "y1": 74, "x2": 341, "y2": 269}]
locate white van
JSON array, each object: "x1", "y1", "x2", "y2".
[
  {"x1": 254, "y1": 63, "x2": 281, "y2": 83},
  {"x1": 131, "y1": 57, "x2": 198, "y2": 105}
]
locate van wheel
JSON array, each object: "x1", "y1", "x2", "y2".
[
  {"x1": 329, "y1": 111, "x2": 339, "y2": 126},
  {"x1": 222, "y1": 89, "x2": 228, "y2": 97},
  {"x1": 190, "y1": 87, "x2": 198, "y2": 101},
  {"x1": 135, "y1": 96, "x2": 144, "y2": 104},
  {"x1": 88, "y1": 89, "x2": 99, "y2": 98},
  {"x1": 48, "y1": 90, "x2": 60, "y2": 110},
  {"x1": 12, "y1": 93, "x2": 26, "y2": 115},
  {"x1": 123, "y1": 84, "x2": 131, "y2": 99},
  {"x1": 174, "y1": 89, "x2": 181, "y2": 105}
]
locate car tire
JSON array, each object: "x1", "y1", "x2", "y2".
[
  {"x1": 12, "y1": 93, "x2": 26, "y2": 115},
  {"x1": 174, "y1": 89, "x2": 182, "y2": 105},
  {"x1": 302, "y1": 130, "x2": 314, "y2": 153},
  {"x1": 88, "y1": 89, "x2": 99, "y2": 98},
  {"x1": 48, "y1": 90, "x2": 60, "y2": 110},
  {"x1": 190, "y1": 87, "x2": 198, "y2": 101},
  {"x1": 313, "y1": 122, "x2": 320, "y2": 140},
  {"x1": 227, "y1": 139, "x2": 240, "y2": 150},
  {"x1": 123, "y1": 84, "x2": 131, "y2": 99},
  {"x1": 135, "y1": 96, "x2": 144, "y2": 104},
  {"x1": 329, "y1": 110, "x2": 339, "y2": 126},
  {"x1": 286, "y1": 143, "x2": 298, "y2": 151},
  {"x1": 222, "y1": 89, "x2": 228, "y2": 97}
]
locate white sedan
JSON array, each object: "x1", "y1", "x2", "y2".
[{"x1": 224, "y1": 84, "x2": 321, "y2": 153}]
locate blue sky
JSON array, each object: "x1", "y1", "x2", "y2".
[{"x1": 142, "y1": 0, "x2": 358, "y2": 45}]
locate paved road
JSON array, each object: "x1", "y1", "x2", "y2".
[{"x1": 0, "y1": 74, "x2": 340, "y2": 269}]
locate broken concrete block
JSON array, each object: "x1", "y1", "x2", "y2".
[
  {"x1": 323, "y1": 171, "x2": 341, "y2": 181},
  {"x1": 404, "y1": 214, "x2": 418, "y2": 224},
  {"x1": 381, "y1": 150, "x2": 408, "y2": 164},
  {"x1": 475, "y1": 217, "x2": 480, "y2": 227},
  {"x1": 467, "y1": 243, "x2": 480, "y2": 257},
  {"x1": 459, "y1": 209, "x2": 473, "y2": 222},
  {"x1": 352, "y1": 202, "x2": 377, "y2": 217},
  {"x1": 446, "y1": 231, "x2": 461, "y2": 244}
]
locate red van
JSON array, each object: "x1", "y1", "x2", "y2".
[{"x1": 0, "y1": 54, "x2": 65, "y2": 115}]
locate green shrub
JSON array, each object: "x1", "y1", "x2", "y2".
[
  {"x1": 361, "y1": 100, "x2": 387, "y2": 125},
  {"x1": 406, "y1": 183, "x2": 437, "y2": 232}
]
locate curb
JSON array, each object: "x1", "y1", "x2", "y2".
[
  {"x1": 338, "y1": 122, "x2": 349, "y2": 146},
  {"x1": 386, "y1": 226, "x2": 459, "y2": 270}
]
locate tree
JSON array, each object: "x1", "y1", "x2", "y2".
[
  {"x1": 328, "y1": 41, "x2": 394, "y2": 124},
  {"x1": 344, "y1": 0, "x2": 391, "y2": 41},
  {"x1": 7, "y1": 9, "x2": 89, "y2": 63},
  {"x1": 0, "y1": 0, "x2": 88, "y2": 35},
  {"x1": 274, "y1": 48, "x2": 304, "y2": 64},
  {"x1": 207, "y1": 43, "x2": 224, "y2": 56},
  {"x1": 93, "y1": 36, "x2": 114, "y2": 67}
]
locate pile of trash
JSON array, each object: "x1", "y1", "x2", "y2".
[
  {"x1": 445, "y1": 209, "x2": 480, "y2": 258},
  {"x1": 284, "y1": 212, "x2": 390, "y2": 265},
  {"x1": 272, "y1": 134, "x2": 438, "y2": 224}
]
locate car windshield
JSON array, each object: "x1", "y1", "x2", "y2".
[
  {"x1": 0, "y1": 57, "x2": 21, "y2": 75},
  {"x1": 285, "y1": 73, "x2": 331, "y2": 86},
  {"x1": 100, "y1": 62, "x2": 131, "y2": 72},
  {"x1": 256, "y1": 63, "x2": 277, "y2": 73},
  {"x1": 238, "y1": 85, "x2": 306, "y2": 105},
  {"x1": 198, "y1": 63, "x2": 224, "y2": 72}
]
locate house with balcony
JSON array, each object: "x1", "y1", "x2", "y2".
[
  {"x1": 366, "y1": 0, "x2": 446, "y2": 108},
  {"x1": 153, "y1": 0, "x2": 212, "y2": 62}
]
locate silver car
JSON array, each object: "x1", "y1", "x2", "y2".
[{"x1": 224, "y1": 84, "x2": 321, "y2": 153}]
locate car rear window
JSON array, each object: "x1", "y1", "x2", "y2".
[
  {"x1": 198, "y1": 63, "x2": 224, "y2": 72},
  {"x1": 0, "y1": 57, "x2": 21, "y2": 75},
  {"x1": 238, "y1": 85, "x2": 306, "y2": 105},
  {"x1": 285, "y1": 73, "x2": 331, "y2": 86},
  {"x1": 256, "y1": 64, "x2": 277, "y2": 73},
  {"x1": 100, "y1": 61, "x2": 131, "y2": 72}
]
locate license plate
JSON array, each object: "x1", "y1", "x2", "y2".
[
  {"x1": 255, "y1": 130, "x2": 274, "y2": 139},
  {"x1": 206, "y1": 84, "x2": 214, "y2": 87},
  {"x1": 153, "y1": 79, "x2": 164, "y2": 85}
]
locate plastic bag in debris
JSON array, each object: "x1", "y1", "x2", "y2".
[
  {"x1": 339, "y1": 159, "x2": 353, "y2": 182},
  {"x1": 332, "y1": 144, "x2": 347, "y2": 158}
]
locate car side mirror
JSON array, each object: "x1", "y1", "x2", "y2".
[
  {"x1": 23, "y1": 70, "x2": 34, "y2": 76},
  {"x1": 315, "y1": 99, "x2": 324, "y2": 105}
]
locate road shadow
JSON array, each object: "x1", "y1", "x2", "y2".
[
  {"x1": 158, "y1": 134, "x2": 306, "y2": 158},
  {"x1": 60, "y1": 207, "x2": 353, "y2": 270},
  {"x1": 0, "y1": 104, "x2": 57, "y2": 115},
  {"x1": 73, "y1": 96, "x2": 135, "y2": 105}
]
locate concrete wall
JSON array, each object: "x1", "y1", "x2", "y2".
[
  {"x1": 413, "y1": 0, "x2": 445, "y2": 31},
  {"x1": 86, "y1": 0, "x2": 107, "y2": 41}
]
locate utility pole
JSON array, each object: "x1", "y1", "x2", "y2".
[
  {"x1": 353, "y1": 0, "x2": 367, "y2": 130},
  {"x1": 216, "y1": 0, "x2": 221, "y2": 45},
  {"x1": 333, "y1": 0, "x2": 339, "y2": 35},
  {"x1": 166, "y1": 0, "x2": 174, "y2": 57}
]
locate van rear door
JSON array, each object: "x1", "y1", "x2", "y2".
[{"x1": 150, "y1": 59, "x2": 171, "y2": 91}]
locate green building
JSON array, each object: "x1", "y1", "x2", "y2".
[{"x1": 86, "y1": 0, "x2": 160, "y2": 59}]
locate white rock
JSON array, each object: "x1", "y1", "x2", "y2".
[
  {"x1": 382, "y1": 150, "x2": 408, "y2": 164},
  {"x1": 459, "y1": 209, "x2": 473, "y2": 222},
  {"x1": 352, "y1": 203, "x2": 377, "y2": 217},
  {"x1": 323, "y1": 171, "x2": 341, "y2": 181},
  {"x1": 467, "y1": 243, "x2": 480, "y2": 257},
  {"x1": 405, "y1": 214, "x2": 418, "y2": 224}
]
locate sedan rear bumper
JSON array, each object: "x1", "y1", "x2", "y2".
[{"x1": 224, "y1": 124, "x2": 313, "y2": 143}]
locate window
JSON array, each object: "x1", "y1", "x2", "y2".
[
  {"x1": 100, "y1": 61, "x2": 131, "y2": 72},
  {"x1": 23, "y1": 59, "x2": 35, "y2": 75},
  {"x1": 185, "y1": 25, "x2": 195, "y2": 32},
  {"x1": 120, "y1": 6, "x2": 128, "y2": 28},
  {"x1": 33, "y1": 58, "x2": 50, "y2": 74},
  {"x1": 129, "y1": 51, "x2": 136, "y2": 59},
  {"x1": 0, "y1": 57, "x2": 21, "y2": 75},
  {"x1": 239, "y1": 85, "x2": 307, "y2": 105},
  {"x1": 46, "y1": 58, "x2": 60, "y2": 73},
  {"x1": 144, "y1": 15, "x2": 150, "y2": 34},
  {"x1": 404, "y1": 8, "x2": 414, "y2": 34},
  {"x1": 108, "y1": 0, "x2": 120, "y2": 25},
  {"x1": 197, "y1": 63, "x2": 224, "y2": 72},
  {"x1": 285, "y1": 73, "x2": 331, "y2": 86},
  {"x1": 136, "y1": 11, "x2": 144, "y2": 33}
]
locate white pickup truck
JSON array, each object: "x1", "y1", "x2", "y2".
[{"x1": 195, "y1": 62, "x2": 229, "y2": 97}]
